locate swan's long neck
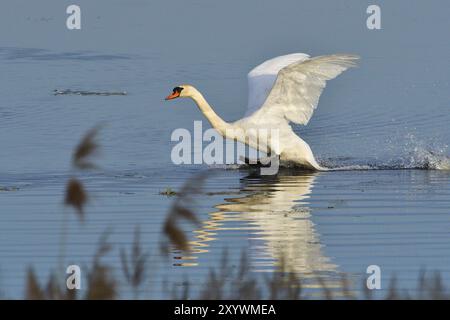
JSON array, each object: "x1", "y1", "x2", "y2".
[{"x1": 191, "y1": 91, "x2": 229, "y2": 134}]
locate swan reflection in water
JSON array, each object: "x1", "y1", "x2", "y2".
[{"x1": 174, "y1": 171, "x2": 344, "y2": 290}]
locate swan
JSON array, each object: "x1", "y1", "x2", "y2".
[{"x1": 165, "y1": 53, "x2": 359, "y2": 170}]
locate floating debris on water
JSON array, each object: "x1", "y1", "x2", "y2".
[
  {"x1": 159, "y1": 188, "x2": 177, "y2": 197},
  {"x1": 53, "y1": 89, "x2": 127, "y2": 96},
  {"x1": 0, "y1": 186, "x2": 19, "y2": 192}
]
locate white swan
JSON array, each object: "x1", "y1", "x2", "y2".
[{"x1": 165, "y1": 53, "x2": 359, "y2": 170}]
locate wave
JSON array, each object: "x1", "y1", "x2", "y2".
[
  {"x1": 53, "y1": 89, "x2": 127, "y2": 96},
  {"x1": 206, "y1": 134, "x2": 450, "y2": 172},
  {"x1": 215, "y1": 148, "x2": 450, "y2": 172},
  {"x1": 323, "y1": 149, "x2": 450, "y2": 171}
]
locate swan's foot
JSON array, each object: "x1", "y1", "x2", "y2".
[
  {"x1": 239, "y1": 156, "x2": 329, "y2": 173},
  {"x1": 240, "y1": 156, "x2": 278, "y2": 167},
  {"x1": 239, "y1": 155, "x2": 281, "y2": 175}
]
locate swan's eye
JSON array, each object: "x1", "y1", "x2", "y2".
[{"x1": 173, "y1": 87, "x2": 184, "y2": 94}]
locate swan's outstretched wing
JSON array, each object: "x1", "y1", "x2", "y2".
[
  {"x1": 254, "y1": 54, "x2": 359, "y2": 125},
  {"x1": 246, "y1": 53, "x2": 310, "y2": 116}
]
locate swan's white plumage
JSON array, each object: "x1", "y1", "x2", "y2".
[
  {"x1": 246, "y1": 53, "x2": 310, "y2": 116},
  {"x1": 174, "y1": 53, "x2": 359, "y2": 170},
  {"x1": 250, "y1": 54, "x2": 359, "y2": 125},
  {"x1": 237, "y1": 53, "x2": 358, "y2": 170}
]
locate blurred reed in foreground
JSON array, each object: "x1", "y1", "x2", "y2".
[
  {"x1": 64, "y1": 125, "x2": 102, "y2": 221},
  {"x1": 18, "y1": 127, "x2": 450, "y2": 300}
]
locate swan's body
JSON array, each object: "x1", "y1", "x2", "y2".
[{"x1": 166, "y1": 53, "x2": 359, "y2": 170}]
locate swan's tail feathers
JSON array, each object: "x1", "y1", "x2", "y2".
[
  {"x1": 301, "y1": 158, "x2": 328, "y2": 171},
  {"x1": 306, "y1": 154, "x2": 329, "y2": 171},
  {"x1": 312, "y1": 162, "x2": 329, "y2": 171}
]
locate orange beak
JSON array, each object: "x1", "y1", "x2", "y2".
[{"x1": 165, "y1": 92, "x2": 180, "y2": 100}]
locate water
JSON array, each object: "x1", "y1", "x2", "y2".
[{"x1": 1, "y1": 0, "x2": 450, "y2": 299}]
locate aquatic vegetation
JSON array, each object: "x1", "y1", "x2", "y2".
[
  {"x1": 16, "y1": 128, "x2": 450, "y2": 300},
  {"x1": 64, "y1": 178, "x2": 88, "y2": 220},
  {"x1": 72, "y1": 125, "x2": 101, "y2": 170},
  {"x1": 84, "y1": 231, "x2": 117, "y2": 300},
  {"x1": 159, "y1": 187, "x2": 177, "y2": 197},
  {"x1": 25, "y1": 267, "x2": 76, "y2": 300},
  {"x1": 26, "y1": 231, "x2": 117, "y2": 300},
  {"x1": 120, "y1": 227, "x2": 149, "y2": 299},
  {"x1": 0, "y1": 186, "x2": 19, "y2": 192},
  {"x1": 64, "y1": 125, "x2": 102, "y2": 220}
]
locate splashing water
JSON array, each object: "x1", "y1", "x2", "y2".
[
  {"x1": 321, "y1": 133, "x2": 450, "y2": 171},
  {"x1": 217, "y1": 133, "x2": 450, "y2": 172}
]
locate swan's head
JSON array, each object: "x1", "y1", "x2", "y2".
[{"x1": 165, "y1": 85, "x2": 197, "y2": 100}]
